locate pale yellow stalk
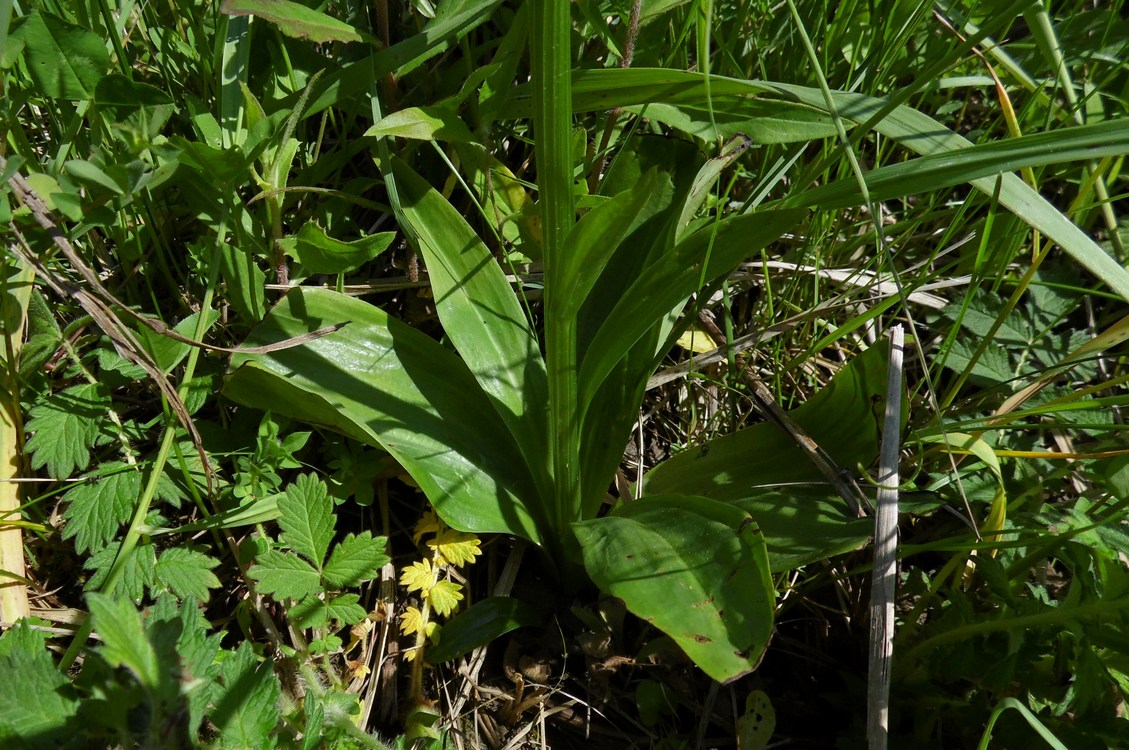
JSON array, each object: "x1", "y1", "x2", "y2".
[{"x1": 0, "y1": 259, "x2": 33, "y2": 626}]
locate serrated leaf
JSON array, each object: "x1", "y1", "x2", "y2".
[
  {"x1": 87, "y1": 593, "x2": 161, "y2": 690},
  {"x1": 289, "y1": 594, "x2": 330, "y2": 630},
  {"x1": 210, "y1": 642, "x2": 280, "y2": 748},
  {"x1": 84, "y1": 541, "x2": 157, "y2": 601},
  {"x1": 155, "y1": 547, "x2": 221, "y2": 601},
  {"x1": 400, "y1": 558, "x2": 436, "y2": 594},
  {"x1": 323, "y1": 531, "x2": 388, "y2": 588},
  {"x1": 62, "y1": 464, "x2": 142, "y2": 554},
  {"x1": 427, "y1": 529, "x2": 481, "y2": 568},
  {"x1": 325, "y1": 593, "x2": 367, "y2": 626},
  {"x1": 0, "y1": 633, "x2": 79, "y2": 745},
  {"x1": 24, "y1": 382, "x2": 109, "y2": 479},
  {"x1": 278, "y1": 473, "x2": 335, "y2": 566},
  {"x1": 248, "y1": 549, "x2": 321, "y2": 600},
  {"x1": 426, "y1": 579, "x2": 463, "y2": 617}
]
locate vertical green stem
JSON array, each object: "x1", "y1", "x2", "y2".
[{"x1": 531, "y1": 0, "x2": 578, "y2": 550}]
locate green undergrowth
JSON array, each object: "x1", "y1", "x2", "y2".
[{"x1": 1, "y1": 0, "x2": 1128, "y2": 747}]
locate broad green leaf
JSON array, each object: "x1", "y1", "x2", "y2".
[
  {"x1": 574, "y1": 495, "x2": 775, "y2": 684},
  {"x1": 425, "y1": 597, "x2": 543, "y2": 663},
  {"x1": 62, "y1": 463, "x2": 141, "y2": 554},
  {"x1": 220, "y1": 0, "x2": 365, "y2": 43},
  {"x1": 154, "y1": 547, "x2": 221, "y2": 602},
  {"x1": 322, "y1": 531, "x2": 389, "y2": 588},
  {"x1": 624, "y1": 99, "x2": 839, "y2": 144},
  {"x1": 87, "y1": 593, "x2": 160, "y2": 690},
  {"x1": 577, "y1": 209, "x2": 804, "y2": 414},
  {"x1": 642, "y1": 342, "x2": 892, "y2": 501},
  {"x1": 218, "y1": 241, "x2": 266, "y2": 322},
  {"x1": 95, "y1": 74, "x2": 174, "y2": 107},
  {"x1": 10, "y1": 11, "x2": 108, "y2": 100},
  {"x1": 389, "y1": 160, "x2": 550, "y2": 487},
  {"x1": 211, "y1": 642, "x2": 280, "y2": 748},
  {"x1": 278, "y1": 474, "x2": 335, "y2": 566},
  {"x1": 557, "y1": 169, "x2": 666, "y2": 317},
  {"x1": 24, "y1": 382, "x2": 109, "y2": 479},
  {"x1": 731, "y1": 489, "x2": 873, "y2": 572},
  {"x1": 278, "y1": 223, "x2": 395, "y2": 275},
  {"x1": 366, "y1": 106, "x2": 476, "y2": 142},
  {"x1": 63, "y1": 159, "x2": 124, "y2": 195},
  {"x1": 248, "y1": 549, "x2": 321, "y2": 600},
  {"x1": 225, "y1": 287, "x2": 544, "y2": 542}
]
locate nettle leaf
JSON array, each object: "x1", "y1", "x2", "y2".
[
  {"x1": 0, "y1": 624, "x2": 79, "y2": 746},
  {"x1": 87, "y1": 593, "x2": 161, "y2": 690},
  {"x1": 278, "y1": 473, "x2": 335, "y2": 566},
  {"x1": 290, "y1": 593, "x2": 367, "y2": 630},
  {"x1": 248, "y1": 549, "x2": 321, "y2": 600},
  {"x1": 322, "y1": 531, "x2": 389, "y2": 589},
  {"x1": 210, "y1": 642, "x2": 280, "y2": 748},
  {"x1": 84, "y1": 541, "x2": 157, "y2": 601},
  {"x1": 325, "y1": 593, "x2": 367, "y2": 626},
  {"x1": 63, "y1": 463, "x2": 142, "y2": 554},
  {"x1": 24, "y1": 382, "x2": 110, "y2": 479},
  {"x1": 154, "y1": 547, "x2": 221, "y2": 601}
]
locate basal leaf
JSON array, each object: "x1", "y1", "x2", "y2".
[
  {"x1": 248, "y1": 549, "x2": 321, "y2": 600},
  {"x1": 642, "y1": 342, "x2": 893, "y2": 501},
  {"x1": 574, "y1": 495, "x2": 775, "y2": 684},
  {"x1": 62, "y1": 463, "x2": 142, "y2": 554},
  {"x1": 278, "y1": 473, "x2": 335, "y2": 566},
  {"x1": 731, "y1": 488, "x2": 873, "y2": 572},
  {"x1": 390, "y1": 159, "x2": 550, "y2": 488},
  {"x1": 24, "y1": 382, "x2": 110, "y2": 479},
  {"x1": 577, "y1": 209, "x2": 804, "y2": 415},
  {"x1": 154, "y1": 547, "x2": 221, "y2": 602},
  {"x1": 220, "y1": 0, "x2": 365, "y2": 44},
  {"x1": 225, "y1": 287, "x2": 544, "y2": 542},
  {"x1": 278, "y1": 223, "x2": 395, "y2": 275},
  {"x1": 11, "y1": 11, "x2": 108, "y2": 100},
  {"x1": 322, "y1": 531, "x2": 388, "y2": 588},
  {"x1": 557, "y1": 169, "x2": 667, "y2": 318}
]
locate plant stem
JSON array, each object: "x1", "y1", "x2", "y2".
[{"x1": 531, "y1": 0, "x2": 579, "y2": 552}]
